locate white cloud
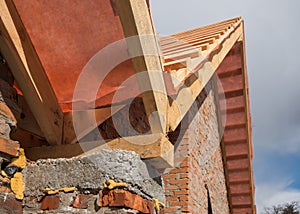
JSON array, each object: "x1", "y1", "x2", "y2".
[{"x1": 256, "y1": 179, "x2": 300, "y2": 213}]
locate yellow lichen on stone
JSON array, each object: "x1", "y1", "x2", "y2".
[
  {"x1": 42, "y1": 187, "x2": 76, "y2": 195},
  {"x1": 11, "y1": 172, "x2": 25, "y2": 200},
  {"x1": 60, "y1": 187, "x2": 76, "y2": 193},
  {"x1": 11, "y1": 148, "x2": 26, "y2": 169},
  {"x1": 43, "y1": 188, "x2": 59, "y2": 195},
  {"x1": 103, "y1": 179, "x2": 127, "y2": 189},
  {"x1": 153, "y1": 198, "x2": 166, "y2": 211}
]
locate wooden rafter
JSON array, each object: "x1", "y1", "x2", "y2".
[
  {"x1": 25, "y1": 133, "x2": 174, "y2": 168},
  {"x1": 167, "y1": 20, "x2": 244, "y2": 131},
  {"x1": 115, "y1": 0, "x2": 168, "y2": 134},
  {"x1": 0, "y1": 1, "x2": 63, "y2": 145}
]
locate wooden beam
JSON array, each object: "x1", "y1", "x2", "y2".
[
  {"x1": 161, "y1": 35, "x2": 218, "y2": 51},
  {"x1": 168, "y1": 22, "x2": 244, "y2": 131},
  {"x1": 115, "y1": 0, "x2": 168, "y2": 134},
  {"x1": 63, "y1": 104, "x2": 126, "y2": 144},
  {"x1": 170, "y1": 17, "x2": 240, "y2": 38},
  {"x1": 0, "y1": 1, "x2": 63, "y2": 145},
  {"x1": 25, "y1": 133, "x2": 174, "y2": 169},
  {"x1": 10, "y1": 95, "x2": 44, "y2": 138},
  {"x1": 9, "y1": 95, "x2": 126, "y2": 144}
]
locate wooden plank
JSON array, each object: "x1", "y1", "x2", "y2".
[
  {"x1": 173, "y1": 25, "x2": 231, "y2": 41},
  {"x1": 164, "y1": 58, "x2": 191, "y2": 71},
  {"x1": 160, "y1": 23, "x2": 232, "y2": 46},
  {"x1": 25, "y1": 133, "x2": 174, "y2": 168},
  {"x1": 0, "y1": 1, "x2": 63, "y2": 145},
  {"x1": 115, "y1": 0, "x2": 168, "y2": 134},
  {"x1": 162, "y1": 39, "x2": 213, "y2": 55},
  {"x1": 10, "y1": 95, "x2": 44, "y2": 138},
  {"x1": 168, "y1": 21, "x2": 243, "y2": 131},
  {"x1": 161, "y1": 34, "x2": 219, "y2": 51},
  {"x1": 63, "y1": 104, "x2": 126, "y2": 144},
  {"x1": 163, "y1": 48, "x2": 202, "y2": 62},
  {"x1": 0, "y1": 136, "x2": 19, "y2": 157},
  {"x1": 171, "y1": 17, "x2": 240, "y2": 38}
]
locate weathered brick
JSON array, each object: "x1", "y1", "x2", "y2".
[
  {"x1": 73, "y1": 194, "x2": 93, "y2": 209},
  {"x1": 179, "y1": 173, "x2": 189, "y2": 179},
  {"x1": 164, "y1": 185, "x2": 178, "y2": 190},
  {"x1": 180, "y1": 195, "x2": 189, "y2": 201},
  {"x1": 174, "y1": 190, "x2": 189, "y2": 195},
  {"x1": 169, "y1": 179, "x2": 188, "y2": 185},
  {"x1": 40, "y1": 195, "x2": 60, "y2": 210},
  {"x1": 166, "y1": 197, "x2": 178, "y2": 201},
  {"x1": 181, "y1": 207, "x2": 192, "y2": 213},
  {"x1": 170, "y1": 168, "x2": 189, "y2": 173},
  {"x1": 170, "y1": 201, "x2": 188, "y2": 207},
  {"x1": 99, "y1": 189, "x2": 154, "y2": 214},
  {"x1": 0, "y1": 193, "x2": 23, "y2": 214},
  {"x1": 163, "y1": 174, "x2": 177, "y2": 180},
  {"x1": 163, "y1": 207, "x2": 177, "y2": 213}
]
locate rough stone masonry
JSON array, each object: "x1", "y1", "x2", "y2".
[{"x1": 21, "y1": 149, "x2": 165, "y2": 213}]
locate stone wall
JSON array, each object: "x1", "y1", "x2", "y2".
[
  {"x1": 1, "y1": 149, "x2": 165, "y2": 214},
  {"x1": 163, "y1": 79, "x2": 230, "y2": 213},
  {"x1": 0, "y1": 54, "x2": 19, "y2": 164}
]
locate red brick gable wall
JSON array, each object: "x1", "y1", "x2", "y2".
[{"x1": 163, "y1": 79, "x2": 229, "y2": 213}]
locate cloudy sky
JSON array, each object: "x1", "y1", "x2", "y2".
[{"x1": 151, "y1": 0, "x2": 300, "y2": 212}]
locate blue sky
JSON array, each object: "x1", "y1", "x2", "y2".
[{"x1": 151, "y1": 0, "x2": 300, "y2": 212}]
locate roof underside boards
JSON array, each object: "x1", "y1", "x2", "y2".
[{"x1": 7, "y1": 0, "x2": 139, "y2": 111}]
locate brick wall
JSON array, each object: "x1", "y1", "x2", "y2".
[
  {"x1": 0, "y1": 191, "x2": 155, "y2": 214},
  {"x1": 83, "y1": 97, "x2": 150, "y2": 141},
  {"x1": 163, "y1": 79, "x2": 230, "y2": 213}
]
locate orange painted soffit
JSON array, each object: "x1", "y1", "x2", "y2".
[{"x1": 9, "y1": 0, "x2": 139, "y2": 112}]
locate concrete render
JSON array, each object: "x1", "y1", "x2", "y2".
[{"x1": 23, "y1": 149, "x2": 165, "y2": 202}]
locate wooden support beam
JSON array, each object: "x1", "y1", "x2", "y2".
[
  {"x1": 63, "y1": 104, "x2": 126, "y2": 144},
  {"x1": 25, "y1": 133, "x2": 174, "y2": 169},
  {"x1": 0, "y1": 1, "x2": 63, "y2": 145},
  {"x1": 115, "y1": 0, "x2": 168, "y2": 134},
  {"x1": 168, "y1": 22, "x2": 244, "y2": 131},
  {"x1": 10, "y1": 95, "x2": 44, "y2": 138}
]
